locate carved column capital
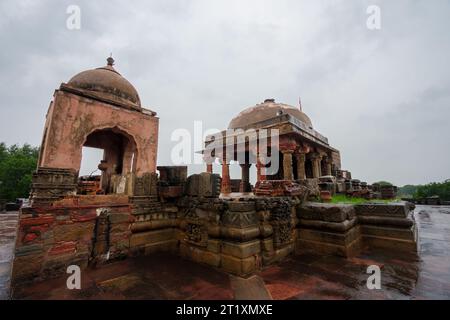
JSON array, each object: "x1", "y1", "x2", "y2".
[
  {"x1": 308, "y1": 152, "x2": 320, "y2": 160},
  {"x1": 280, "y1": 149, "x2": 295, "y2": 155},
  {"x1": 295, "y1": 152, "x2": 306, "y2": 161}
]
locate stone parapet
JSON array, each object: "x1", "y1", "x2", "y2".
[
  {"x1": 30, "y1": 167, "x2": 78, "y2": 206},
  {"x1": 355, "y1": 202, "x2": 418, "y2": 254},
  {"x1": 296, "y1": 203, "x2": 361, "y2": 257}
]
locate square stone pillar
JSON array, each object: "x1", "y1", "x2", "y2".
[
  {"x1": 310, "y1": 154, "x2": 321, "y2": 178},
  {"x1": 239, "y1": 163, "x2": 251, "y2": 192},
  {"x1": 221, "y1": 163, "x2": 232, "y2": 194},
  {"x1": 295, "y1": 152, "x2": 306, "y2": 180},
  {"x1": 326, "y1": 160, "x2": 332, "y2": 176},
  {"x1": 281, "y1": 150, "x2": 294, "y2": 181}
]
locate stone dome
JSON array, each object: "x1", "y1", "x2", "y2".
[
  {"x1": 228, "y1": 99, "x2": 313, "y2": 129},
  {"x1": 67, "y1": 57, "x2": 141, "y2": 110}
]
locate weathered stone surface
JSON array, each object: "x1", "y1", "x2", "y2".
[
  {"x1": 48, "y1": 241, "x2": 77, "y2": 256},
  {"x1": 260, "y1": 238, "x2": 274, "y2": 252},
  {"x1": 296, "y1": 232, "x2": 361, "y2": 257},
  {"x1": 207, "y1": 239, "x2": 221, "y2": 253},
  {"x1": 130, "y1": 229, "x2": 175, "y2": 248},
  {"x1": 361, "y1": 225, "x2": 416, "y2": 240},
  {"x1": 15, "y1": 244, "x2": 44, "y2": 257},
  {"x1": 298, "y1": 226, "x2": 361, "y2": 246},
  {"x1": 227, "y1": 201, "x2": 256, "y2": 212},
  {"x1": 108, "y1": 212, "x2": 134, "y2": 224},
  {"x1": 221, "y1": 240, "x2": 261, "y2": 259},
  {"x1": 221, "y1": 254, "x2": 259, "y2": 276},
  {"x1": 139, "y1": 239, "x2": 178, "y2": 256},
  {"x1": 221, "y1": 210, "x2": 258, "y2": 228},
  {"x1": 355, "y1": 202, "x2": 409, "y2": 218},
  {"x1": 179, "y1": 243, "x2": 220, "y2": 267},
  {"x1": 357, "y1": 215, "x2": 414, "y2": 227},
  {"x1": 298, "y1": 218, "x2": 357, "y2": 232},
  {"x1": 184, "y1": 173, "x2": 221, "y2": 197},
  {"x1": 54, "y1": 222, "x2": 95, "y2": 243},
  {"x1": 298, "y1": 203, "x2": 355, "y2": 223}
]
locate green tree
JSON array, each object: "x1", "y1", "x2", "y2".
[
  {"x1": 398, "y1": 185, "x2": 419, "y2": 198},
  {"x1": 0, "y1": 143, "x2": 39, "y2": 201},
  {"x1": 415, "y1": 181, "x2": 450, "y2": 201}
]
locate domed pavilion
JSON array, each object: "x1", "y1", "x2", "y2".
[
  {"x1": 203, "y1": 98, "x2": 342, "y2": 195},
  {"x1": 36, "y1": 57, "x2": 159, "y2": 197}
]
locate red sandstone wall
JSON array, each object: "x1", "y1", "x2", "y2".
[
  {"x1": 12, "y1": 196, "x2": 134, "y2": 286},
  {"x1": 39, "y1": 90, "x2": 159, "y2": 176}
]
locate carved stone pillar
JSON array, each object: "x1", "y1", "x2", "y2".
[
  {"x1": 239, "y1": 163, "x2": 251, "y2": 192},
  {"x1": 310, "y1": 154, "x2": 321, "y2": 178},
  {"x1": 326, "y1": 159, "x2": 332, "y2": 176},
  {"x1": 281, "y1": 150, "x2": 294, "y2": 181},
  {"x1": 221, "y1": 163, "x2": 231, "y2": 194},
  {"x1": 256, "y1": 155, "x2": 266, "y2": 182},
  {"x1": 295, "y1": 152, "x2": 306, "y2": 180}
]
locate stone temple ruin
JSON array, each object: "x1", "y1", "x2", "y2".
[{"x1": 10, "y1": 58, "x2": 418, "y2": 295}]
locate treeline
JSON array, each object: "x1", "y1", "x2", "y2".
[
  {"x1": 0, "y1": 143, "x2": 39, "y2": 202},
  {"x1": 399, "y1": 180, "x2": 450, "y2": 201}
]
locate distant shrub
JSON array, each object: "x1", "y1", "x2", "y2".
[{"x1": 0, "y1": 143, "x2": 39, "y2": 201}]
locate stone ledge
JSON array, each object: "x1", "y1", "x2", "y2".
[
  {"x1": 221, "y1": 240, "x2": 261, "y2": 259},
  {"x1": 298, "y1": 202, "x2": 355, "y2": 222},
  {"x1": 296, "y1": 235, "x2": 362, "y2": 258}
]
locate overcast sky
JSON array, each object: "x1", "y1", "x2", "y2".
[{"x1": 0, "y1": 0, "x2": 449, "y2": 186}]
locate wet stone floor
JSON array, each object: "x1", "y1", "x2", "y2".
[
  {"x1": 2, "y1": 205, "x2": 450, "y2": 300},
  {"x1": 0, "y1": 213, "x2": 18, "y2": 300}
]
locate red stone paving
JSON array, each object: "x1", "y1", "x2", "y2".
[{"x1": 3, "y1": 205, "x2": 450, "y2": 300}]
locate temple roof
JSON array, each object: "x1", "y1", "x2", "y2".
[
  {"x1": 66, "y1": 57, "x2": 141, "y2": 110},
  {"x1": 228, "y1": 99, "x2": 313, "y2": 129}
]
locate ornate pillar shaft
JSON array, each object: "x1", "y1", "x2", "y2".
[
  {"x1": 282, "y1": 150, "x2": 294, "y2": 181},
  {"x1": 326, "y1": 161, "x2": 332, "y2": 176},
  {"x1": 239, "y1": 164, "x2": 251, "y2": 192},
  {"x1": 311, "y1": 156, "x2": 321, "y2": 179},
  {"x1": 296, "y1": 153, "x2": 306, "y2": 180},
  {"x1": 221, "y1": 163, "x2": 231, "y2": 194}
]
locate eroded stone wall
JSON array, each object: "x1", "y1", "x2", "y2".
[
  {"x1": 177, "y1": 197, "x2": 301, "y2": 276},
  {"x1": 12, "y1": 195, "x2": 134, "y2": 289},
  {"x1": 11, "y1": 192, "x2": 418, "y2": 295}
]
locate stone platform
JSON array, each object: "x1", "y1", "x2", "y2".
[{"x1": 3, "y1": 205, "x2": 450, "y2": 300}]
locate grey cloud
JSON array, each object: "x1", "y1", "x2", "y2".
[{"x1": 0, "y1": 0, "x2": 449, "y2": 185}]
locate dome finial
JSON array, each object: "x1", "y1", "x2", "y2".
[{"x1": 107, "y1": 53, "x2": 115, "y2": 66}]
